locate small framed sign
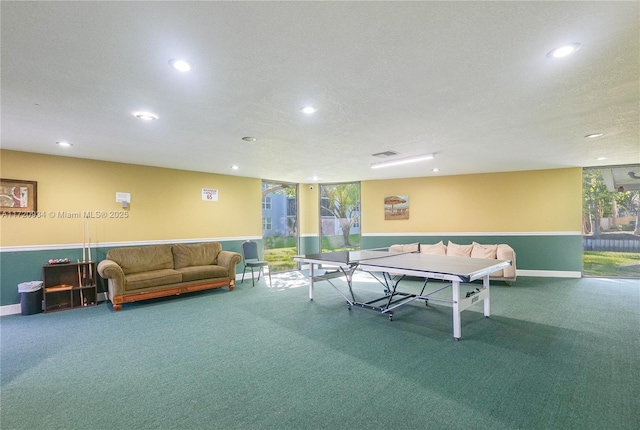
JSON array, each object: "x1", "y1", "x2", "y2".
[{"x1": 202, "y1": 188, "x2": 218, "y2": 201}]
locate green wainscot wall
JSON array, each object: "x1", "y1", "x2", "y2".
[
  {"x1": 0, "y1": 239, "x2": 255, "y2": 306},
  {"x1": 361, "y1": 234, "x2": 583, "y2": 272}
]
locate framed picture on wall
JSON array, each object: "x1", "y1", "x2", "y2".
[
  {"x1": 384, "y1": 195, "x2": 409, "y2": 220},
  {"x1": 0, "y1": 178, "x2": 38, "y2": 213}
]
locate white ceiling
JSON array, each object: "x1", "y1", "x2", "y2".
[{"x1": 1, "y1": 1, "x2": 638, "y2": 184}]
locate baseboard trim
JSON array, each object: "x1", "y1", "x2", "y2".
[
  {"x1": 1, "y1": 293, "x2": 109, "y2": 317},
  {"x1": 517, "y1": 269, "x2": 582, "y2": 278},
  {"x1": 0, "y1": 304, "x2": 22, "y2": 316}
]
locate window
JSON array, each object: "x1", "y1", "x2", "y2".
[
  {"x1": 261, "y1": 180, "x2": 299, "y2": 273},
  {"x1": 262, "y1": 196, "x2": 271, "y2": 210},
  {"x1": 319, "y1": 182, "x2": 361, "y2": 252},
  {"x1": 320, "y1": 197, "x2": 332, "y2": 216},
  {"x1": 287, "y1": 197, "x2": 297, "y2": 217},
  {"x1": 582, "y1": 166, "x2": 640, "y2": 278}
]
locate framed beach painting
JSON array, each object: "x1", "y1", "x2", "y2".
[{"x1": 384, "y1": 195, "x2": 409, "y2": 220}]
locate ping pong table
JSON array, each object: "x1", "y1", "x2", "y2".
[{"x1": 294, "y1": 249, "x2": 512, "y2": 340}]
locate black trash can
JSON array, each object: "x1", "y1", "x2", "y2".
[{"x1": 18, "y1": 281, "x2": 43, "y2": 315}]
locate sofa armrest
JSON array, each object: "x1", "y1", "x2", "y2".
[
  {"x1": 497, "y1": 244, "x2": 517, "y2": 280},
  {"x1": 217, "y1": 251, "x2": 242, "y2": 280},
  {"x1": 97, "y1": 259, "x2": 126, "y2": 297}
]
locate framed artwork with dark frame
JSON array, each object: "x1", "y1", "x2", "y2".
[{"x1": 0, "y1": 178, "x2": 38, "y2": 213}]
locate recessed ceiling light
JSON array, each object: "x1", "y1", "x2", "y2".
[
  {"x1": 242, "y1": 137, "x2": 257, "y2": 142},
  {"x1": 597, "y1": 157, "x2": 607, "y2": 161},
  {"x1": 300, "y1": 106, "x2": 317, "y2": 114},
  {"x1": 169, "y1": 59, "x2": 191, "y2": 72},
  {"x1": 311, "y1": 176, "x2": 318, "y2": 181},
  {"x1": 585, "y1": 133, "x2": 604, "y2": 139},
  {"x1": 432, "y1": 168, "x2": 440, "y2": 172},
  {"x1": 56, "y1": 141, "x2": 72, "y2": 147},
  {"x1": 547, "y1": 43, "x2": 581, "y2": 59},
  {"x1": 231, "y1": 165, "x2": 239, "y2": 170},
  {"x1": 133, "y1": 112, "x2": 158, "y2": 121}
]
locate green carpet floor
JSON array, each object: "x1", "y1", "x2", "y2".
[{"x1": 1, "y1": 274, "x2": 638, "y2": 429}]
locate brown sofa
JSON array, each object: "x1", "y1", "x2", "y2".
[
  {"x1": 389, "y1": 241, "x2": 517, "y2": 284},
  {"x1": 97, "y1": 242, "x2": 241, "y2": 310}
]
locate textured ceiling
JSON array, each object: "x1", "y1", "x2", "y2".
[{"x1": 1, "y1": 1, "x2": 638, "y2": 183}]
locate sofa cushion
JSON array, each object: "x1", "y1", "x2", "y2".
[
  {"x1": 389, "y1": 243, "x2": 419, "y2": 253},
  {"x1": 471, "y1": 242, "x2": 498, "y2": 259},
  {"x1": 446, "y1": 241, "x2": 473, "y2": 257},
  {"x1": 496, "y1": 244, "x2": 516, "y2": 279},
  {"x1": 107, "y1": 244, "x2": 174, "y2": 275},
  {"x1": 173, "y1": 243, "x2": 222, "y2": 269},
  {"x1": 176, "y1": 265, "x2": 229, "y2": 282},
  {"x1": 420, "y1": 241, "x2": 447, "y2": 255},
  {"x1": 125, "y1": 269, "x2": 182, "y2": 291}
]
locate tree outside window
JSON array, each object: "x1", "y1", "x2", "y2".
[{"x1": 320, "y1": 182, "x2": 361, "y2": 251}]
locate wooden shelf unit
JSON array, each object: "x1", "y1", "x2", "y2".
[{"x1": 43, "y1": 261, "x2": 97, "y2": 313}]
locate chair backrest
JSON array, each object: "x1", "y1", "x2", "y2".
[{"x1": 242, "y1": 240, "x2": 260, "y2": 261}]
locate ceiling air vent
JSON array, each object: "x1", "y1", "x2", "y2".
[{"x1": 371, "y1": 151, "x2": 399, "y2": 158}]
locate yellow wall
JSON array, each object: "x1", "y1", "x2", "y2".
[
  {"x1": 362, "y1": 168, "x2": 582, "y2": 233},
  {"x1": 1, "y1": 150, "x2": 582, "y2": 247},
  {"x1": 0, "y1": 150, "x2": 262, "y2": 246},
  {"x1": 299, "y1": 184, "x2": 319, "y2": 236}
]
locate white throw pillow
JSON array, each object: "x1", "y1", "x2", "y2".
[
  {"x1": 389, "y1": 243, "x2": 420, "y2": 253},
  {"x1": 403, "y1": 243, "x2": 420, "y2": 253},
  {"x1": 471, "y1": 242, "x2": 498, "y2": 259},
  {"x1": 447, "y1": 241, "x2": 473, "y2": 257},
  {"x1": 420, "y1": 241, "x2": 446, "y2": 255}
]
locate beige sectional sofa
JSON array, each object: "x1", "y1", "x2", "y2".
[
  {"x1": 389, "y1": 241, "x2": 517, "y2": 283},
  {"x1": 97, "y1": 242, "x2": 241, "y2": 310}
]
